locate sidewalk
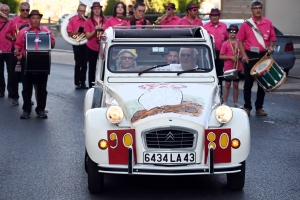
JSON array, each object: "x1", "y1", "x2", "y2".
[{"x1": 51, "y1": 50, "x2": 74, "y2": 65}]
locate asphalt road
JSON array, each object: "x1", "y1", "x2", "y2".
[{"x1": 0, "y1": 62, "x2": 299, "y2": 199}]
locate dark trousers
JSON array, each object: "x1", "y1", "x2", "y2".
[
  {"x1": 87, "y1": 47, "x2": 98, "y2": 88},
  {"x1": 0, "y1": 53, "x2": 12, "y2": 94},
  {"x1": 215, "y1": 51, "x2": 224, "y2": 97},
  {"x1": 243, "y1": 51, "x2": 266, "y2": 110},
  {"x1": 72, "y1": 44, "x2": 87, "y2": 85},
  {"x1": 9, "y1": 47, "x2": 22, "y2": 99},
  {"x1": 21, "y1": 58, "x2": 48, "y2": 113}
]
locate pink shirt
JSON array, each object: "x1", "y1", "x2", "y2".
[
  {"x1": 67, "y1": 15, "x2": 86, "y2": 33},
  {"x1": 237, "y1": 16, "x2": 276, "y2": 52},
  {"x1": 134, "y1": 18, "x2": 150, "y2": 29},
  {"x1": 177, "y1": 16, "x2": 203, "y2": 26},
  {"x1": 203, "y1": 21, "x2": 228, "y2": 51},
  {"x1": 220, "y1": 40, "x2": 242, "y2": 71},
  {"x1": 14, "y1": 26, "x2": 55, "y2": 56},
  {"x1": 5, "y1": 16, "x2": 30, "y2": 44},
  {"x1": 160, "y1": 15, "x2": 180, "y2": 26},
  {"x1": 0, "y1": 18, "x2": 12, "y2": 52},
  {"x1": 102, "y1": 17, "x2": 129, "y2": 30},
  {"x1": 84, "y1": 17, "x2": 107, "y2": 51}
]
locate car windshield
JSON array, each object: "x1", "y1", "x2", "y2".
[{"x1": 107, "y1": 45, "x2": 213, "y2": 73}]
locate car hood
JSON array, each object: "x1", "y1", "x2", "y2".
[{"x1": 105, "y1": 83, "x2": 217, "y2": 128}]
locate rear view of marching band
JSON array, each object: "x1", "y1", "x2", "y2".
[{"x1": 0, "y1": 0, "x2": 277, "y2": 119}]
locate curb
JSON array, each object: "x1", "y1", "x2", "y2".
[{"x1": 52, "y1": 49, "x2": 73, "y2": 53}]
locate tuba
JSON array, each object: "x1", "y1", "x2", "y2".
[
  {"x1": 71, "y1": 14, "x2": 87, "y2": 42},
  {"x1": 60, "y1": 12, "x2": 88, "y2": 46}
]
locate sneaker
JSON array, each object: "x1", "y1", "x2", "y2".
[
  {"x1": 75, "y1": 84, "x2": 81, "y2": 90},
  {"x1": 12, "y1": 99, "x2": 19, "y2": 106},
  {"x1": 81, "y1": 84, "x2": 88, "y2": 89},
  {"x1": 256, "y1": 109, "x2": 267, "y2": 116},
  {"x1": 244, "y1": 108, "x2": 251, "y2": 116},
  {"x1": 31, "y1": 100, "x2": 34, "y2": 105},
  {"x1": 20, "y1": 111, "x2": 30, "y2": 119},
  {"x1": 36, "y1": 110, "x2": 48, "y2": 118},
  {"x1": 234, "y1": 103, "x2": 243, "y2": 109}
]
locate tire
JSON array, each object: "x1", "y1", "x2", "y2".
[
  {"x1": 87, "y1": 154, "x2": 104, "y2": 194},
  {"x1": 226, "y1": 161, "x2": 245, "y2": 190},
  {"x1": 283, "y1": 69, "x2": 289, "y2": 76},
  {"x1": 84, "y1": 150, "x2": 88, "y2": 173}
]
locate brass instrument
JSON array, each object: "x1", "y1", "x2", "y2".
[
  {"x1": 96, "y1": 18, "x2": 102, "y2": 43},
  {"x1": 154, "y1": 13, "x2": 169, "y2": 25},
  {"x1": 71, "y1": 14, "x2": 87, "y2": 42},
  {"x1": 15, "y1": 24, "x2": 19, "y2": 37},
  {"x1": 0, "y1": 11, "x2": 8, "y2": 20}
]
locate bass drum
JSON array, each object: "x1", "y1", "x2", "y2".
[{"x1": 60, "y1": 12, "x2": 87, "y2": 46}]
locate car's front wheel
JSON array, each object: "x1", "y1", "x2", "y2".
[
  {"x1": 87, "y1": 154, "x2": 104, "y2": 194},
  {"x1": 284, "y1": 69, "x2": 289, "y2": 76},
  {"x1": 226, "y1": 161, "x2": 245, "y2": 190}
]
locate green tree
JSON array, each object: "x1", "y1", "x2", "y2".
[
  {"x1": 0, "y1": 0, "x2": 20, "y2": 13},
  {"x1": 103, "y1": 0, "x2": 119, "y2": 16}
]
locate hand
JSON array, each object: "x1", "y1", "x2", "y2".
[
  {"x1": 230, "y1": 56, "x2": 236, "y2": 62},
  {"x1": 14, "y1": 49, "x2": 20, "y2": 56},
  {"x1": 268, "y1": 46, "x2": 274, "y2": 54},
  {"x1": 242, "y1": 55, "x2": 249, "y2": 64}
]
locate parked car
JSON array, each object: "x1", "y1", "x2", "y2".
[
  {"x1": 8, "y1": 13, "x2": 16, "y2": 19},
  {"x1": 56, "y1": 14, "x2": 69, "y2": 30},
  {"x1": 203, "y1": 19, "x2": 296, "y2": 75},
  {"x1": 83, "y1": 26, "x2": 250, "y2": 194}
]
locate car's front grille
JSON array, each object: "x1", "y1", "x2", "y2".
[{"x1": 144, "y1": 128, "x2": 196, "y2": 149}]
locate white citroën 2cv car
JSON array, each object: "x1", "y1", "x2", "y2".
[{"x1": 83, "y1": 26, "x2": 250, "y2": 194}]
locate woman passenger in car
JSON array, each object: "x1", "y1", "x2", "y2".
[{"x1": 116, "y1": 49, "x2": 138, "y2": 70}]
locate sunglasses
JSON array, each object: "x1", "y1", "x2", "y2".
[
  {"x1": 251, "y1": 6, "x2": 263, "y2": 10},
  {"x1": 180, "y1": 53, "x2": 192, "y2": 58},
  {"x1": 138, "y1": 10, "x2": 145, "y2": 13},
  {"x1": 229, "y1": 30, "x2": 238, "y2": 33},
  {"x1": 21, "y1": 9, "x2": 30, "y2": 12},
  {"x1": 121, "y1": 56, "x2": 134, "y2": 61}
]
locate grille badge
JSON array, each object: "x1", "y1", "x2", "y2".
[{"x1": 165, "y1": 132, "x2": 175, "y2": 141}]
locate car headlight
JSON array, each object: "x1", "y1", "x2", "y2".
[
  {"x1": 215, "y1": 105, "x2": 233, "y2": 124},
  {"x1": 106, "y1": 106, "x2": 124, "y2": 124}
]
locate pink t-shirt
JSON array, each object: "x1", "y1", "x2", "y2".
[
  {"x1": 177, "y1": 16, "x2": 203, "y2": 26},
  {"x1": 0, "y1": 18, "x2": 12, "y2": 52},
  {"x1": 203, "y1": 21, "x2": 228, "y2": 51},
  {"x1": 102, "y1": 17, "x2": 129, "y2": 30},
  {"x1": 5, "y1": 16, "x2": 30, "y2": 45},
  {"x1": 134, "y1": 18, "x2": 150, "y2": 29},
  {"x1": 67, "y1": 15, "x2": 86, "y2": 33},
  {"x1": 14, "y1": 26, "x2": 55, "y2": 56},
  {"x1": 220, "y1": 40, "x2": 243, "y2": 71},
  {"x1": 237, "y1": 16, "x2": 276, "y2": 52},
  {"x1": 160, "y1": 15, "x2": 180, "y2": 26},
  {"x1": 84, "y1": 17, "x2": 107, "y2": 51}
]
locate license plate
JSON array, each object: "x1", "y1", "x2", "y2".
[{"x1": 143, "y1": 152, "x2": 195, "y2": 164}]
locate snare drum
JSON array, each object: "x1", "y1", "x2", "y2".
[
  {"x1": 25, "y1": 32, "x2": 51, "y2": 74},
  {"x1": 250, "y1": 55, "x2": 286, "y2": 92}
]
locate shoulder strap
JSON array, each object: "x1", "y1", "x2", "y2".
[
  {"x1": 0, "y1": 21, "x2": 8, "y2": 32},
  {"x1": 245, "y1": 18, "x2": 266, "y2": 49}
]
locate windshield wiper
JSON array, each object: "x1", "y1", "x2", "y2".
[
  {"x1": 138, "y1": 64, "x2": 170, "y2": 76},
  {"x1": 177, "y1": 68, "x2": 210, "y2": 76}
]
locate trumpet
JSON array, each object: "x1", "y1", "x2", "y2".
[
  {"x1": 154, "y1": 13, "x2": 168, "y2": 25},
  {"x1": 0, "y1": 11, "x2": 8, "y2": 20},
  {"x1": 96, "y1": 18, "x2": 103, "y2": 43}
]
